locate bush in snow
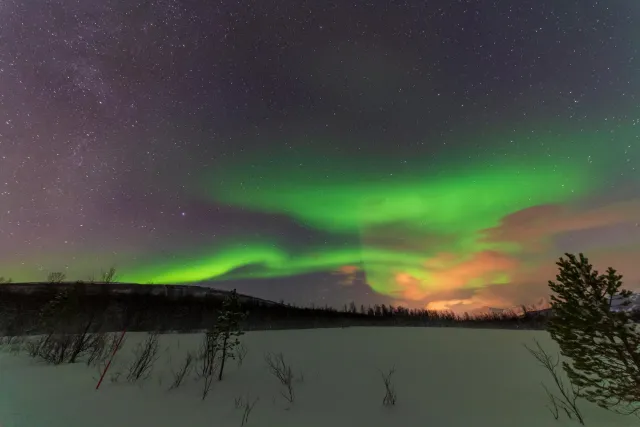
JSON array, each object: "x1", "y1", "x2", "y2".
[
  {"x1": 524, "y1": 339, "x2": 584, "y2": 424},
  {"x1": 85, "y1": 331, "x2": 108, "y2": 367},
  {"x1": 168, "y1": 351, "x2": 194, "y2": 391},
  {"x1": 28, "y1": 280, "x2": 109, "y2": 365},
  {"x1": 0, "y1": 335, "x2": 24, "y2": 354},
  {"x1": 380, "y1": 367, "x2": 397, "y2": 407},
  {"x1": 235, "y1": 342, "x2": 248, "y2": 367},
  {"x1": 197, "y1": 331, "x2": 221, "y2": 400},
  {"x1": 234, "y1": 394, "x2": 259, "y2": 426},
  {"x1": 213, "y1": 289, "x2": 246, "y2": 381},
  {"x1": 126, "y1": 332, "x2": 159, "y2": 383},
  {"x1": 546, "y1": 253, "x2": 640, "y2": 417},
  {"x1": 265, "y1": 352, "x2": 295, "y2": 404}
]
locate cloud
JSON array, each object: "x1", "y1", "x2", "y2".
[
  {"x1": 481, "y1": 200, "x2": 640, "y2": 248},
  {"x1": 332, "y1": 265, "x2": 360, "y2": 286},
  {"x1": 382, "y1": 199, "x2": 640, "y2": 313},
  {"x1": 298, "y1": 197, "x2": 640, "y2": 314},
  {"x1": 390, "y1": 250, "x2": 521, "y2": 304},
  {"x1": 393, "y1": 272, "x2": 428, "y2": 300},
  {"x1": 426, "y1": 250, "x2": 519, "y2": 290},
  {"x1": 420, "y1": 276, "x2": 550, "y2": 314}
]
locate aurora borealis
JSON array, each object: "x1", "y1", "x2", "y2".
[{"x1": 1, "y1": 0, "x2": 639, "y2": 312}]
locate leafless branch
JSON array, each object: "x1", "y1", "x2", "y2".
[
  {"x1": 169, "y1": 351, "x2": 193, "y2": 390},
  {"x1": 236, "y1": 342, "x2": 248, "y2": 367},
  {"x1": 197, "y1": 331, "x2": 221, "y2": 400},
  {"x1": 265, "y1": 352, "x2": 295, "y2": 404},
  {"x1": 525, "y1": 339, "x2": 585, "y2": 425},
  {"x1": 126, "y1": 332, "x2": 159, "y2": 383},
  {"x1": 380, "y1": 367, "x2": 397, "y2": 406},
  {"x1": 234, "y1": 394, "x2": 259, "y2": 426}
]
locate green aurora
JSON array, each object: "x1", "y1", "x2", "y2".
[{"x1": 120, "y1": 124, "x2": 632, "y2": 300}]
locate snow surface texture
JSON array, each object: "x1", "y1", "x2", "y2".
[{"x1": 0, "y1": 328, "x2": 636, "y2": 427}]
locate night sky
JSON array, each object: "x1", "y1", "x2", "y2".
[{"x1": 1, "y1": 0, "x2": 639, "y2": 312}]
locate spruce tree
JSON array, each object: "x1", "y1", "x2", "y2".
[
  {"x1": 547, "y1": 253, "x2": 640, "y2": 416},
  {"x1": 215, "y1": 289, "x2": 246, "y2": 381}
]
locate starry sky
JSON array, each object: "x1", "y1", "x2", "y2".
[{"x1": 1, "y1": 0, "x2": 639, "y2": 312}]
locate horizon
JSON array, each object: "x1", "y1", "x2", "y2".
[{"x1": 0, "y1": 277, "x2": 557, "y2": 315}]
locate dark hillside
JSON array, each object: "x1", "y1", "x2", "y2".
[{"x1": 0, "y1": 281, "x2": 552, "y2": 336}]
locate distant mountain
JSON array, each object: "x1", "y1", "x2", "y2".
[
  {"x1": 515, "y1": 297, "x2": 553, "y2": 315},
  {"x1": 474, "y1": 292, "x2": 640, "y2": 316},
  {"x1": 471, "y1": 297, "x2": 552, "y2": 317},
  {"x1": 470, "y1": 306, "x2": 507, "y2": 316},
  {"x1": 611, "y1": 292, "x2": 640, "y2": 312}
]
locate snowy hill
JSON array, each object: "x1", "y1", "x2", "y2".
[
  {"x1": 479, "y1": 292, "x2": 640, "y2": 315},
  {"x1": 472, "y1": 297, "x2": 552, "y2": 317},
  {"x1": 0, "y1": 282, "x2": 283, "y2": 307}
]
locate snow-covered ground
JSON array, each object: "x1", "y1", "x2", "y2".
[{"x1": 0, "y1": 327, "x2": 635, "y2": 427}]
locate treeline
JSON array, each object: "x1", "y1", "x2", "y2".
[{"x1": 0, "y1": 281, "x2": 552, "y2": 336}]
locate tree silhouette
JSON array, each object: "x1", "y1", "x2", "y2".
[{"x1": 547, "y1": 253, "x2": 640, "y2": 416}]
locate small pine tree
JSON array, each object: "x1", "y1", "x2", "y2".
[
  {"x1": 215, "y1": 289, "x2": 246, "y2": 381},
  {"x1": 547, "y1": 253, "x2": 640, "y2": 416}
]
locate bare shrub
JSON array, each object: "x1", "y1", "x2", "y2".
[
  {"x1": 169, "y1": 351, "x2": 194, "y2": 391},
  {"x1": 95, "y1": 331, "x2": 128, "y2": 390},
  {"x1": 25, "y1": 336, "x2": 45, "y2": 358},
  {"x1": 236, "y1": 342, "x2": 248, "y2": 367},
  {"x1": 44, "y1": 334, "x2": 76, "y2": 364},
  {"x1": 380, "y1": 367, "x2": 397, "y2": 406},
  {"x1": 25, "y1": 333, "x2": 73, "y2": 365},
  {"x1": 1, "y1": 335, "x2": 25, "y2": 355},
  {"x1": 24, "y1": 329, "x2": 117, "y2": 368},
  {"x1": 25, "y1": 331, "x2": 97, "y2": 365},
  {"x1": 67, "y1": 325, "x2": 98, "y2": 364},
  {"x1": 525, "y1": 339, "x2": 584, "y2": 425},
  {"x1": 234, "y1": 394, "x2": 259, "y2": 426},
  {"x1": 85, "y1": 332, "x2": 108, "y2": 367},
  {"x1": 34, "y1": 280, "x2": 102, "y2": 366},
  {"x1": 197, "y1": 331, "x2": 221, "y2": 400},
  {"x1": 106, "y1": 332, "x2": 128, "y2": 356},
  {"x1": 0, "y1": 335, "x2": 18, "y2": 348},
  {"x1": 47, "y1": 272, "x2": 66, "y2": 283},
  {"x1": 100, "y1": 267, "x2": 117, "y2": 283},
  {"x1": 264, "y1": 352, "x2": 295, "y2": 404},
  {"x1": 126, "y1": 332, "x2": 160, "y2": 383}
]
